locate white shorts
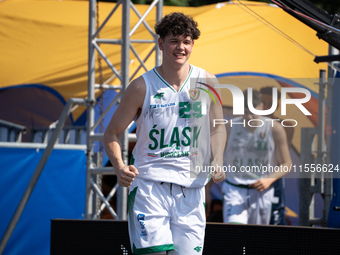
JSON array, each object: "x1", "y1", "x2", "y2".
[
  {"x1": 128, "y1": 178, "x2": 206, "y2": 255},
  {"x1": 222, "y1": 180, "x2": 274, "y2": 224}
]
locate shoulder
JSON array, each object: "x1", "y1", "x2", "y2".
[
  {"x1": 190, "y1": 65, "x2": 216, "y2": 80},
  {"x1": 206, "y1": 71, "x2": 216, "y2": 79},
  {"x1": 126, "y1": 75, "x2": 146, "y2": 96},
  {"x1": 203, "y1": 71, "x2": 219, "y2": 91},
  {"x1": 271, "y1": 120, "x2": 286, "y2": 141},
  {"x1": 121, "y1": 75, "x2": 146, "y2": 109},
  {"x1": 206, "y1": 71, "x2": 218, "y2": 86}
]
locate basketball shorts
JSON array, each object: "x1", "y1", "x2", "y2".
[
  {"x1": 222, "y1": 180, "x2": 274, "y2": 224},
  {"x1": 128, "y1": 178, "x2": 206, "y2": 255},
  {"x1": 270, "y1": 178, "x2": 287, "y2": 225}
]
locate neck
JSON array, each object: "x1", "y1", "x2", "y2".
[
  {"x1": 244, "y1": 116, "x2": 261, "y2": 133},
  {"x1": 156, "y1": 63, "x2": 191, "y2": 92}
]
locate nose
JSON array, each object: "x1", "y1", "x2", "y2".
[{"x1": 176, "y1": 42, "x2": 184, "y2": 49}]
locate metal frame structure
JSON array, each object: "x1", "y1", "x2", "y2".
[
  {"x1": 0, "y1": 1, "x2": 163, "y2": 253},
  {"x1": 0, "y1": 119, "x2": 26, "y2": 142},
  {"x1": 86, "y1": 0, "x2": 163, "y2": 220},
  {"x1": 2, "y1": 1, "x2": 337, "y2": 253},
  {"x1": 0, "y1": 98, "x2": 88, "y2": 254},
  {"x1": 271, "y1": 0, "x2": 339, "y2": 227},
  {"x1": 299, "y1": 57, "x2": 336, "y2": 226}
]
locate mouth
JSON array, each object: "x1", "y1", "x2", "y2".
[{"x1": 174, "y1": 53, "x2": 185, "y2": 57}]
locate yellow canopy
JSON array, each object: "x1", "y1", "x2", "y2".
[{"x1": 0, "y1": 0, "x2": 328, "y2": 150}]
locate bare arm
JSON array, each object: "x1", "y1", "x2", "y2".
[
  {"x1": 207, "y1": 71, "x2": 227, "y2": 183},
  {"x1": 205, "y1": 71, "x2": 226, "y2": 218},
  {"x1": 249, "y1": 121, "x2": 292, "y2": 192},
  {"x1": 271, "y1": 120, "x2": 292, "y2": 179},
  {"x1": 103, "y1": 76, "x2": 146, "y2": 187}
]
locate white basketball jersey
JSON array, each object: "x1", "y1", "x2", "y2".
[
  {"x1": 224, "y1": 116, "x2": 277, "y2": 185},
  {"x1": 131, "y1": 65, "x2": 211, "y2": 188}
]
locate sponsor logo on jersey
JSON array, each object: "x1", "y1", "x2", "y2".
[
  {"x1": 260, "y1": 132, "x2": 266, "y2": 139},
  {"x1": 137, "y1": 214, "x2": 145, "y2": 221},
  {"x1": 147, "y1": 153, "x2": 158, "y2": 157},
  {"x1": 191, "y1": 151, "x2": 199, "y2": 156},
  {"x1": 137, "y1": 214, "x2": 146, "y2": 232},
  {"x1": 194, "y1": 246, "x2": 202, "y2": 252},
  {"x1": 147, "y1": 151, "x2": 195, "y2": 158},
  {"x1": 150, "y1": 102, "x2": 176, "y2": 109},
  {"x1": 153, "y1": 92, "x2": 164, "y2": 99},
  {"x1": 189, "y1": 88, "x2": 200, "y2": 101},
  {"x1": 160, "y1": 151, "x2": 190, "y2": 158}
]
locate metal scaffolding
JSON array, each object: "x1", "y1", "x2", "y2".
[
  {"x1": 86, "y1": 0, "x2": 163, "y2": 220},
  {"x1": 299, "y1": 47, "x2": 337, "y2": 226},
  {"x1": 0, "y1": 1, "x2": 163, "y2": 252}
]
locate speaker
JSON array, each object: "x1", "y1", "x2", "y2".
[
  {"x1": 51, "y1": 220, "x2": 131, "y2": 254},
  {"x1": 51, "y1": 219, "x2": 340, "y2": 254}
]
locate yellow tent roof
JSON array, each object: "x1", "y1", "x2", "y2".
[
  {"x1": 0, "y1": 0, "x2": 327, "y2": 92},
  {"x1": 0, "y1": 0, "x2": 329, "y2": 149}
]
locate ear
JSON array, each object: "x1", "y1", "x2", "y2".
[{"x1": 158, "y1": 37, "x2": 164, "y2": 51}]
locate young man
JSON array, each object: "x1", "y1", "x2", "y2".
[
  {"x1": 104, "y1": 12, "x2": 226, "y2": 255},
  {"x1": 222, "y1": 89, "x2": 292, "y2": 225},
  {"x1": 260, "y1": 86, "x2": 294, "y2": 225}
]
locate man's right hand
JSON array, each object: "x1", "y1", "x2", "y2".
[{"x1": 116, "y1": 165, "x2": 139, "y2": 187}]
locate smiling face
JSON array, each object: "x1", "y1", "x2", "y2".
[{"x1": 158, "y1": 34, "x2": 194, "y2": 67}]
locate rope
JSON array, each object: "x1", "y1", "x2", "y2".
[
  {"x1": 233, "y1": 1, "x2": 340, "y2": 74},
  {"x1": 271, "y1": 0, "x2": 340, "y2": 35},
  {"x1": 234, "y1": 0, "x2": 316, "y2": 57}
]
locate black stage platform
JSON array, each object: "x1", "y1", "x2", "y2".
[{"x1": 51, "y1": 219, "x2": 340, "y2": 254}]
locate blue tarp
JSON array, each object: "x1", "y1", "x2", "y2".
[{"x1": 0, "y1": 146, "x2": 86, "y2": 255}]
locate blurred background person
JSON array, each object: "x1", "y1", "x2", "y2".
[{"x1": 222, "y1": 89, "x2": 292, "y2": 224}]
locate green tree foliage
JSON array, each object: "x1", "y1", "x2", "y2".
[
  {"x1": 308, "y1": 0, "x2": 340, "y2": 15},
  {"x1": 251, "y1": 0, "x2": 340, "y2": 15}
]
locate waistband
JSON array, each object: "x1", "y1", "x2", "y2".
[
  {"x1": 161, "y1": 182, "x2": 186, "y2": 198},
  {"x1": 225, "y1": 179, "x2": 254, "y2": 189}
]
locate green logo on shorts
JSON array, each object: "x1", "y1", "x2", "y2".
[{"x1": 194, "y1": 246, "x2": 202, "y2": 252}]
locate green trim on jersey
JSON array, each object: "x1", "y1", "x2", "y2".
[
  {"x1": 152, "y1": 66, "x2": 193, "y2": 93},
  {"x1": 130, "y1": 154, "x2": 135, "y2": 165},
  {"x1": 133, "y1": 243, "x2": 175, "y2": 255},
  {"x1": 179, "y1": 66, "x2": 193, "y2": 92},
  {"x1": 128, "y1": 186, "x2": 138, "y2": 241},
  {"x1": 270, "y1": 203, "x2": 274, "y2": 218},
  {"x1": 225, "y1": 179, "x2": 254, "y2": 189},
  {"x1": 153, "y1": 68, "x2": 176, "y2": 93}
]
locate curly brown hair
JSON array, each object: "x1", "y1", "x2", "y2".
[
  {"x1": 155, "y1": 12, "x2": 200, "y2": 40},
  {"x1": 243, "y1": 89, "x2": 262, "y2": 108}
]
